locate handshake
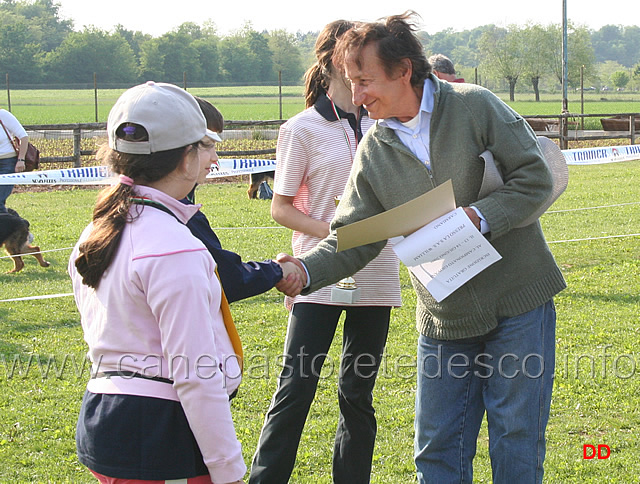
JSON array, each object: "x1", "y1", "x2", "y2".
[{"x1": 273, "y1": 253, "x2": 308, "y2": 297}]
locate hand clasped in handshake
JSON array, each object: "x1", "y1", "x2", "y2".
[{"x1": 273, "y1": 253, "x2": 308, "y2": 297}]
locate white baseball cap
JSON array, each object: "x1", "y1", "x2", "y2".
[{"x1": 108, "y1": 81, "x2": 221, "y2": 154}]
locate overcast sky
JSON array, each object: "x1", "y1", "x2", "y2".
[{"x1": 58, "y1": 0, "x2": 636, "y2": 37}]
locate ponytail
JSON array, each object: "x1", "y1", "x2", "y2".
[
  {"x1": 74, "y1": 125, "x2": 188, "y2": 289},
  {"x1": 74, "y1": 182, "x2": 135, "y2": 289},
  {"x1": 303, "y1": 64, "x2": 326, "y2": 108},
  {"x1": 303, "y1": 19, "x2": 356, "y2": 108}
]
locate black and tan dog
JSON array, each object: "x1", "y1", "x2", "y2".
[
  {"x1": 0, "y1": 208, "x2": 50, "y2": 273},
  {"x1": 247, "y1": 171, "x2": 275, "y2": 199}
]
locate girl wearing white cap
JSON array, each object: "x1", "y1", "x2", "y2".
[{"x1": 69, "y1": 82, "x2": 245, "y2": 484}]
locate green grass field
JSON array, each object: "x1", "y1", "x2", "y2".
[
  {"x1": 4, "y1": 86, "x2": 640, "y2": 124},
  {"x1": 1, "y1": 156, "x2": 639, "y2": 482},
  {"x1": 5, "y1": 86, "x2": 308, "y2": 124}
]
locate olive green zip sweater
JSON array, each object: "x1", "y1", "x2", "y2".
[{"x1": 299, "y1": 77, "x2": 566, "y2": 340}]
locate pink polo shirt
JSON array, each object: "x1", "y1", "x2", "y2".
[{"x1": 274, "y1": 101, "x2": 402, "y2": 310}]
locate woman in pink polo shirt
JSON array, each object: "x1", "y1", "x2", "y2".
[{"x1": 249, "y1": 21, "x2": 401, "y2": 484}]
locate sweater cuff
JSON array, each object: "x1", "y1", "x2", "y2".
[
  {"x1": 470, "y1": 206, "x2": 490, "y2": 234},
  {"x1": 299, "y1": 260, "x2": 311, "y2": 289},
  {"x1": 473, "y1": 197, "x2": 511, "y2": 239}
]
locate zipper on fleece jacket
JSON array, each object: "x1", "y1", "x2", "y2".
[
  {"x1": 425, "y1": 163, "x2": 435, "y2": 186},
  {"x1": 378, "y1": 124, "x2": 437, "y2": 189}
]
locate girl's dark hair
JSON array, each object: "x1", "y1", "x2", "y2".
[
  {"x1": 74, "y1": 123, "x2": 190, "y2": 288},
  {"x1": 303, "y1": 19, "x2": 356, "y2": 108},
  {"x1": 194, "y1": 96, "x2": 224, "y2": 132},
  {"x1": 333, "y1": 11, "x2": 431, "y2": 87}
]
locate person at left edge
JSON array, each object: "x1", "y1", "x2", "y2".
[{"x1": 0, "y1": 107, "x2": 29, "y2": 213}]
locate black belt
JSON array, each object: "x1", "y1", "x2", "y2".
[
  {"x1": 94, "y1": 370, "x2": 174, "y2": 384},
  {"x1": 94, "y1": 370, "x2": 238, "y2": 400}
]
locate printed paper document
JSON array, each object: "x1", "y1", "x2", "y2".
[{"x1": 392, "y1": 207, "x2": 502, "y2": 301}]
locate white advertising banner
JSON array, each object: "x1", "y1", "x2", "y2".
[
  {"x1": 0, "y1": 159, "x2": 276, "y2": 185},
  {"x1": 0, "y1": 166, "x2": 116, "y2": 185},
  {"x1": 563, "y1": 144, "x2": 640, "y2": 165},
  {"x1": 206, "y1": 159, "x2": 276, "y2": 178},
  {"x1": 3, "y1": 144, "x2": 640, "y2": 186}
]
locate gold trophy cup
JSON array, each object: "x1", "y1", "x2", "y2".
[{"x1": 331, "y1": 196, "x2": 361, "y2": 304}]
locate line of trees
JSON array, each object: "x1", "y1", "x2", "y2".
[
  {"x1": 423, "y1": 23, "x2": 640, "y2": 100},
  {"x1": 477, "y1": 23, "x2": 597, "y2": 101},
  {"x1": 1, "y1": 0, "x2": 308, "y2": 86},
  {"x1": 2, "y1": 0, "x2": 639, "y2": 96}
]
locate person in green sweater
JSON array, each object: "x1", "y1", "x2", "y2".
[{"x1": 280, "y1": 11, "x2": 566, "y2": 484}]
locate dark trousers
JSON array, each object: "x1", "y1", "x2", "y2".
[
  {"x1": 249, "y1": 303, "x2": 391, "y2": 484},
  {"x1": 0, "y1": 157, "x2": 17, "y2": 213}
]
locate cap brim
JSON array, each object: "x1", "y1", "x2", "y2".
[
  {"x1": 206, "y1": 129, "x2": 222, "y2": 142},
  {"x1": 517, "y1": 136, "x2": 569, "y2": 226}
]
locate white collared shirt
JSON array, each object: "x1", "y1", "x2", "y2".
[
  {"x1": 379, "y1": 79, "x2": 489, "y2": 233},
  {"x1": 380, "y1": 79, "x2": 435, "y2": 169}
]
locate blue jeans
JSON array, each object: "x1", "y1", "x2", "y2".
[
  {"x1": 0, "y1": 156, "x2": 17, "y2": 213},
  {"x1": 415, "y1": 300, "x2": 556, "y2": 484}
]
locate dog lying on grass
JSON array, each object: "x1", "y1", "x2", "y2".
[{"x1": 0, "y1": 208, "x2": 50, "y2": 273}]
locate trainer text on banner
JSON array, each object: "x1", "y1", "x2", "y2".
[{"x1": 563, "y1": 144, "x2": 640, "y2": 165}]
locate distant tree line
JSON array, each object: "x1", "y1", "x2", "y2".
[
  {"x1": 1, "y1": 0, "x2": 639, "y2": 97},
  {"x1": 0, "y1": 0, "x2": 307, "y2": 86},
  {"x1": 423, "y1": 23, "x2": 640, "y2": 99}
]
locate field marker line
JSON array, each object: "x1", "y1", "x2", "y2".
[
  {"x1": 0, "y1": 293, "x2": 73, "y2": 303},
  {"x1": 548, "y1": 233, "x2": 640, "y2": 244}
]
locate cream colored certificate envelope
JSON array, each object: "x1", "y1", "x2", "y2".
[{"x1": 336, "y1": 180, "x2": 455, "y2": 252}]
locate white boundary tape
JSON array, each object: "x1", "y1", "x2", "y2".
[
  {"x1": 547, "y1": 201, "x2": 640, "y2": 213},
  {"x1": 547, "y1": 233, "x2": 640, "y2": 244},
  {"x1": 0, "y1": 247, "x2": 75, "y2": 260},
  {"x1": 4, "y1": 200, "x2": 638, "y2": 261},
  {"x1": 1, "y1": 144, "x2": 639, "y2": 186},
  {"x1": 0, "y1": 293, "x2": 73, "y2": 302},
  {"x1": 1, "y1": 231, "x2": 639, "y2": 304}
]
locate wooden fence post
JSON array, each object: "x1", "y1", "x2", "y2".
[
  {"x1": 580, "y1": 66, "x2": 585, "y2": 131},
  {"x1": 94, "y1": 73, "x2": 98, "y2": 122},
  {"x1": 73, "y1": 127, "x2": 82, "y2": 167},
  {"x1": 560, "y1": 114, "x2": 568, "y2": 150},
  {"x1": 278, "y1": 71, "x2": 283, "y2": 120},
  {"x1": 6, "y1": 74, "x2": 11, "y2": 112}
]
